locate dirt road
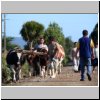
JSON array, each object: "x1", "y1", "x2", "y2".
[{"x1": 3, "y1": 66, "x2": 98, "y2": 86}]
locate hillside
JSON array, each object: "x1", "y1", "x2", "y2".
[{"x1": 11, "y1": 37, "x2": 26, "y2": 49}]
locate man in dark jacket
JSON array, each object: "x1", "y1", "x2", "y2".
[{"x1": 76, "y1": 30, "x2": 94, "y2": 81}]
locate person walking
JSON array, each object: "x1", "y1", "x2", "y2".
[
  {"x1": 76, "y1": 30, "x2": 94, "y2": 81},
  {"x1": 48, "y1": 36, "x2": 65, "y2": 78}
]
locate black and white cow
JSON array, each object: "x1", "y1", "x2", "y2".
[
  {"x1": 6, "y1": 48, "x2": 49, "y2": 82},
  {"x1": 6, "y1": 49, "x2": 23, "y2": 82}
]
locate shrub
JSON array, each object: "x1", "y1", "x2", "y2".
[
  {"x1": 2, "y1": 55, "x2": 12, "y2": 83},
  {"x1": 21, "y1": 62, "x2": 29, "y2": 77}
]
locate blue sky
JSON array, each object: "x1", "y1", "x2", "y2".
[{"x1": 2, "y1": 14, "x2": 98, "y2": 42}]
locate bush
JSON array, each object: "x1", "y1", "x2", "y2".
[
  {"x1": 2, "y1": 53, "x2": 30, "y2": 83},
  {"x1": 2, "y1": 54, "x2": 12, "y2": 83},
  {"x1": 21, "y1": 62, "x2": 29, "y2": 77},
  {"x1": 2, "y1": 53, "x2": 30, "y2": 84},
  {"x1": 63, "y1": 56, "x2": 68, "y2": 66}
]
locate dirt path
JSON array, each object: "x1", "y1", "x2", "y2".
[{"x1": 3, "y1": 66, "x2": 98, "y2": 86}]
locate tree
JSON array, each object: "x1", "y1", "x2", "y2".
[
  {"x1": 65, "y1": 37, "x2": 73, "y2": 56},
  {"x1": 90, "y1": 23, "x2": 98, "y2": 45},
  {"x1": 20, "y1": 21, "x2": 44, "y2": 49},
  {"x1": 44, "y1": 22, "x2": 65, "y2": 46},
  {"x1": 64, "y1": 37, "x2": 73, "y2": 65},
  {"x1": 2, "y1": 37, "x2": 20, "y2": 52}
]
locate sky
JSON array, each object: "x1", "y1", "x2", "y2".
[{"x1": 2, "y1": 14, "x2": 98, "y2": 42}]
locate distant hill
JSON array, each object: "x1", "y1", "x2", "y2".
[{"x1": 11, "y1": 37, "x2": 26, "y2": 49}]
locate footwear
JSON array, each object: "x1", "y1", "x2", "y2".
[
  {"x1": 74, "y1": 70, "x2": 79, "y2": 73},
  {"x1": 80, "y1": 79, "x2": 84, "y2": 81},
  {"x1": 87, "y1": 73, "x2": 92, "y2": 81}
]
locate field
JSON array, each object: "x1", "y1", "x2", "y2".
[{"x1": 2, "y1": 66, "x2": 98, "y2": 86}]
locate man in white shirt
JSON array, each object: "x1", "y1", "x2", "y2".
[
  {"x1": 92, "y1": 42, "x2": 98, "y2": 73},
  {"x1": 72, "y1": 42, "x2": 79, "y2": 72},
  {"x1": 34, "y1": 37, "x2": 48, "y2": 52},
  {"x1": 33, "y1": 37, "x2": 48, "y2": 77}
]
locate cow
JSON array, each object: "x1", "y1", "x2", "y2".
[
  {"x1": 6, "y1": 48, "x2": 38, "y2": 82},
  {"x1": 6, "y1": 47, "x2": 49, "y2": 82},
  {"x1": 32, "y1": 48, "x2": 49, "y2": 78},
  {"x1": 19, "y1": 51, "x2": 36, "y2": 77},
  {"x1": 48, "y1": 43, "x2": 65, "y2": 78},
  {"x1": 6, "y1": 49, "x2": 23, "y2": 82},
  {"x1": 20, "y1": 48, "x2": 48, "y2": 78}
]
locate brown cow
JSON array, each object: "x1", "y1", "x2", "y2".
[{"x1": 48, "y1": 42, "x2": 65, "y2": 78}]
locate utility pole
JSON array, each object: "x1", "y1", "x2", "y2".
[
  {"x1": 2, "y1": 14, "x2": 8, "y2": 53},
  {"x1": 4, "y1": 14, "x2": 6, "y2": 53}
]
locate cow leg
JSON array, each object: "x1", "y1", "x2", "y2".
[
  {"x1": 19, "y1": 69, "x2": 22, "y2": 79},
  {"x1": 43, "y1": 66, "x2": 46, "y2": 77},
  {"x1": 50, "y1": 62, "x2": 56, "y2": 78},
  {"x1": 58, "y1": 59, "x2": 63, "y2": 74},
  {"x1": 58, "y1": 64, "x2": 60, "y2": 74},
  {"x1": 15, "y1": 66, "x2": 22, "y2": 81},
  {"x1": 10, "y1": 65, "x2": 16, "y2": 82},
  {"x1": 48, "y1": 69, "x2": 51, "y2": 76},
  {"x1": 40, "y1": 66, "x2": 44, "y2": 78},
  {"x1": 40, "y1": 70, "x2": 43, "y2": 77},
  {"x1": 45, "y1": 70, "x2": 47, "y2": 77},
  {"x1": 58, "y1": 61, "x2": 62, "y2": 74},
  {"x1": 45, "y1": 66, "x2": 48, "y2": 77},
  {"x1": 58, "y1": 63, "x2": 62, "y2": 74},
  {"x1": 48, "y1": 62, "x2": 51, "y2": 76},
  {"x1": 48, "y1": 68, "x2": 50, "y2": 75},
  {"x1": 15, "y1": 67, "x2": 19, "y2": 81},
  {"x1": 29, "y1": 65, "x2": 33, "y2": 77},
  {"x1": 37, "y1": 62, "x2": 41, "y2": 76},
  {"x1": 53, "y1": 59, "x2": 59, "y2": 77},
  {"x1": 48, "y1": 60, "x2": 56, "y2": 78},
  {"x1": 51, "y1": 68, "x2": 55, "y2": 78},
  {"x1": 41, "y1": 66, "x2": 47, "y2": 78}
]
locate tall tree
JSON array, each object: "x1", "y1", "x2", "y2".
[
  {"x1": 90, "y1": 23, "x2": 98, "y2": 45},
  {"x1": 65, "y1": 37, "x2": 73, "y2": 56},
  {"x1": 64, "y1": 37, "x2": 73, "y2": 65},
  {"x1": 45, "y1": 22, "x2": 65, "y2": 46},
  {"x1": 20, "y1": 21, "x2": 44, "y2": 49}
]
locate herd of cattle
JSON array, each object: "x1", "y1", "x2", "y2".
[{"x1": 6, "y1": 46, "x2": 65, "y2": 83}]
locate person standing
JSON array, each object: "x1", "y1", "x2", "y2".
[
  {"x1": 72, "y1": 42, "x2": 80, "y2": 72},
  {"x1": 92, "y1": 42, "x2": 98, "y2": 73},
  {"x1": 33, "y1": 37, "x2": 48, "y2": 77},
  {"x1": 34, "y1": 37, "x2": 48, "y2": 52},
  {"x1": 76, "y1": 30, "x2": 94, "y2": 81}
]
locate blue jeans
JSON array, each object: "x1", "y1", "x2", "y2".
[{"x1": 80, "y1": 57, "x2": 92, "y2": 80}]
